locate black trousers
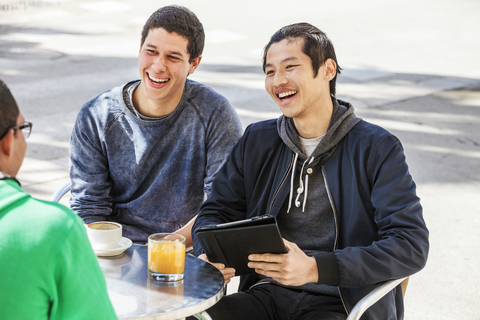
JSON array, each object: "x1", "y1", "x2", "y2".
[{"x1": 198, "y1": 283, "x2": 347, "y2": 320}]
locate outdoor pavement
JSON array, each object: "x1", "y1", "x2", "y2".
[{"x1": 1, "y1": 0, "x2": 479, "y2": 319}]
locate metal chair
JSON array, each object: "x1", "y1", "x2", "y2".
[
  {"x1": 50, "y1": 181, "x2": 71, "y2": 202},
  {"x1": 347, "y1": 277, "x2": 408, "y2": 320}
]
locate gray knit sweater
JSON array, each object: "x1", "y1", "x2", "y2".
[{"x1": 69, "y1": 79, "x2": 243, "y2": 242}]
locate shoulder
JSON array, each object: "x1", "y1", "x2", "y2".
[
  {"x1": 27, "y1": 198, "x2": 80, "y2": 233},
  {"x1": 76, "y1": 83, "x2": 128, "y2": 127},
  {"x1": 27, "y1": 200, "x2": 86, "y2": 256},
  {"x1": 185, "y1": 80, "x2": 242, "y2": 133},
  {"x1": 240, "y1": 119, "x2": 280, "y2": 145},
  {"x1": 185, "y1": 80, "x2": 234, "y2": 114},
  {"x1": 73, "y1": 82, "x2": 133, "y2": 140},
  {"x1": 245, "y1": 118, "x2": 278, "y2": 133},
  {"x1": 187, "y1": 80, "x2": 229, "y2": 102},
  {"x1": 347, "y1": 119, "x2": 400, "y2": 148},
  {"x1": 1, "y1": 187, "x2": 83, "y2": 252}
]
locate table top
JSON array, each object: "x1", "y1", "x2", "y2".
[{"x1": 97, "y1": 244, "x2": 225, "y2": 320}]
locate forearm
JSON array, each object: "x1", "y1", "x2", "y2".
[
  {"x1": 69, "y1": 114, "x2": 113, "y2": 219},
  {"x1": 69, "y1": 169, "x2": 113, "y2": 221},
  {"x1": 173, "y1": 215, "x2": 196, "y2": 249}
]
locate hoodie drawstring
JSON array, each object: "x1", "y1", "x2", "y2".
[
  {"x1": 302, "y1": 156, "x2": 314, "y2": 212},
  {"x1": 287, "y1": 153, "x2": 299, "y2": 213},
  {"x1": 287, "y1": 155, "x2": 315, "y2": 213}
]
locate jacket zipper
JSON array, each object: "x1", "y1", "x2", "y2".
[
  {"x1": 322, "y1": 166, "x2": 349, "y2": 316},
  {"x1": 267, "y1": 154, "x2": 295, "y2": 216}
]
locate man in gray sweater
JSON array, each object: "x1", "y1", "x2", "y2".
[{"x1": 69, "y1": 5, "x2": 243, "y2": 245}]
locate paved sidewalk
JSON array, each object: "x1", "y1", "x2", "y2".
[{"x1": 1, "y1": 1, "x2": 479, "y2": 318}]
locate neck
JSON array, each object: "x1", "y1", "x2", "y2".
[
  {"x1": 293, "y1": 95, "x2": 333, "y2": 139},
  {"x1": 0, "y1": 156, "x2": 16, "y2": 178},
  {"x1": 0, "y1": 171, "x2": 21, "y2": 186},
  {"x1": 132, "y1": 83, "x2": 184, "y2": 118}
]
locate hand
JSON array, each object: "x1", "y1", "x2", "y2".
[
  {"x1": 198, "y1": 254, "x2": 235, "y2": 285},
  {"x1": 247, "y1": 239, "x2": 318, "y2": 286}
]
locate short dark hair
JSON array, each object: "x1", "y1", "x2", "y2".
[
  {"x1": 141, "y1": 5, "x2": 205, "y2": 63},
  {"x1": 262, "y1": 23, "x2": 342, "y2": 96},
  {"x1": 0, "y1": 79, "x2": 19, "y2": 140}
]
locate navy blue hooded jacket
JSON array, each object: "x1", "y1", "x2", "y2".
[{"x1": 193, "y1": 99, "x2": 429, "y2": 320}]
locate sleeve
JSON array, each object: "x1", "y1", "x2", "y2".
[
  {"x1": 318, "y1": 135, "x2": 429, "y2": 287},
  {"x1": 69, "y1": 104, "x2": 113, "y2": 223},
  {"x1": 192, "y1": 126, "x2": 249, "y2": 256},
  {"x1": 51, "y1": 214, "x2": 117, "y2": 320},
  {"x1": 202, "y1": 96, "x2": 243, "y2": 198}
]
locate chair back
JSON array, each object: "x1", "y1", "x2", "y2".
[{"x1": 50, "y1": 182, "x2": 71, "y2": 203}]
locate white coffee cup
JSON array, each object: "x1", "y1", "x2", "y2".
[{"x1": 85, "y1": 221, "x2": 122, "y2": 250}]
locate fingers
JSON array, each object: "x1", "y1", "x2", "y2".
[
  {"x1": 198, "y1": 254, "x2": 235, "y2": 284},
  {"x1": 212, "y1": 263, "x2": 235, "y2": 284},
  {"x1": 248, "y1": 253, "x2": 285, "y2": 263},
  {"x1": 247, "y1": 244, "x2": 314, "y2": 286},
  {"x1": 249, "y1": 264, "x2": 292, "y2": 285},
  {"x1": 248, "y1": 240, "x2": 298, "y2": 263}
]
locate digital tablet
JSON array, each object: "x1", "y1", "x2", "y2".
[{"x1": 195, "y1": 215, "x2": 287, "y2": 275}]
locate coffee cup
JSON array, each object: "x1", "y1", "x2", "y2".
[{"x1": 85, "y1": 221, "x2": 122, "y2": 250}]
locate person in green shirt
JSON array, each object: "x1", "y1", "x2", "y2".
[{"x1": 0, "y1": 79, "x2": 117, "y2": 320}]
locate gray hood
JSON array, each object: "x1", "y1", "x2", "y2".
[
  {"x1": 277, "y1": 97, "x2": 361, "y2": 212},
  {"x1": 277, "y1": 97, "x2": 361, "y2": 164}
]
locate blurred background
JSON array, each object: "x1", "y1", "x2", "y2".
[{"x1": 1, "y1": 0, "x2": 479, "y2": 318}]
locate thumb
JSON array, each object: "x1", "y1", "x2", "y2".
[{"x1": 282, "y1": 238, "x2": 296, "y2": 252}]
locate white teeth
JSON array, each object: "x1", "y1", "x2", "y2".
[
  {"x1": 149, "y1": 74, "x2": 169, "y2": 83},
  {"x1": 278, "y1": 91, "x2": 297, "y2": 98}
]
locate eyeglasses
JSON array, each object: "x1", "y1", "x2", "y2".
[{"x1": 0, "y1": 122, "x2": 33, "y2": 140}]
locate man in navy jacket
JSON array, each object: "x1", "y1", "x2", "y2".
[{"x1": 192, "y1": 23, "x2": 429, "y2": 320}]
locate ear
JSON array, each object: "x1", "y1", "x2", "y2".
[
  {"x1": 0, "y1": 129, "x2": 14, "y2": 157},
  {"x1": 188, "y1": 55, "x2": 202, "y2": 75},
  {"x1": 323, "y1": 58, "x2": 337, "y2": 81}
]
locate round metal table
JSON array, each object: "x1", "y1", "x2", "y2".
[{"x1": 97, "y1": 244, "x2": 224, "y2": 319}]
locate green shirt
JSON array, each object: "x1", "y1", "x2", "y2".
[{"x1": 0, "y1": 179, "x2": 117, "y2": 319}]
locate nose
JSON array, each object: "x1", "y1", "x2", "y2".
[
  {"x1": 152, "y1": 54, "x2": 167, "y2": 72},
  {"x1": 273, "y1": 70, "x2": 288, "y2": 87}
]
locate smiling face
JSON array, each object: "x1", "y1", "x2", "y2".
[
  {"x1": 264, "y1": 38, "x2": 333, "y2": 124},
  {"x1": 136, "y1": 27, "x2": 201, "y2": 116}
]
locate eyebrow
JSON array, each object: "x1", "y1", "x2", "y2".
[{"x1": 265, "y1": 56, "x2": 300, "y2": 69}]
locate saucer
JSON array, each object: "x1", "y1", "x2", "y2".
[{"x1": 94, "y1": 237, "x2": 133, "y2": 257}]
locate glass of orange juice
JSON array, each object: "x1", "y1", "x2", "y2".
[{"x1": 148, "y1": 233, "x2": 186, "y2": 282}]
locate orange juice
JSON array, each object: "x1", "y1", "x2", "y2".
[{"x1": 148, "y1": 240, "x2": 185, "y2": 274}]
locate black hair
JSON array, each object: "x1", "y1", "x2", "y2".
[
  {"x1": 0, "y1": 79, "x2": 19, "y2": 140},
  {"x1": 262, "y1": 23, "x2": 341, "y2": 96},
  {"x1": 141, "y1": 5, "x2": 205, "y2": 63}
]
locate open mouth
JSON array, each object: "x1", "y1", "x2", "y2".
[
  {"x1": 148, "y1": 73, "x2": 169, "y2": 85},
  {"x1": 277, "y1": 90, "x2": 297, "y2": 100}
]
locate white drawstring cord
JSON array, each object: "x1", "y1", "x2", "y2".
[
  {"x1": 303, "y1": 174, "x2": 309, "y2": 212},
  {"x1": 295, "y1": 157, "x2": 315, "y2": 212},
  {"x1": 294, "y1": 158, "x2": 309, "y2": 208},
  {"x1": 287, "y1": 153, "x2": 299, "y2": 213}
]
